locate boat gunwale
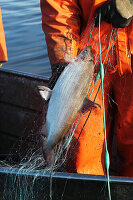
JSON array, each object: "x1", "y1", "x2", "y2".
[
  {"x1": 0, "y1": 168, "x2": 133, "y2": 184},
  {"x1": 0, "y1": 68, "x2": 49, "y2": 82}
]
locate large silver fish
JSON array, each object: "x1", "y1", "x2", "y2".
[{"x1": 39, "y1": 46, "x2": 94, "y2": 150}]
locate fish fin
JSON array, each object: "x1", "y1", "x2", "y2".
[
  {"x1": 38, "y1": 85, "x2": 52, "y2": 101},
  {"x1": 80, "y1": 97, "x2": 101, "y2": 114}
]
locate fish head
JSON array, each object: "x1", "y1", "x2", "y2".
[{"x1": 77, "y1": 46, "x2": 94, "y2": 63}]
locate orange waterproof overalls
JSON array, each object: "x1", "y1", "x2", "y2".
[
  {"x1": 41, "y1": 0, "x2": 133, "y2": 177},
  {"x1": 0, "y1": 8, "x2": 7, "y2": 62}
]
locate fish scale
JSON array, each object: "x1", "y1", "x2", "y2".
[{"x1": 46, "y1": 46, "x2": 94, "y2": 149}]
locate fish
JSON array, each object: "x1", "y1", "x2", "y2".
[{"x1": 39, "y1": 46, "x2": 95, "y2": 150}]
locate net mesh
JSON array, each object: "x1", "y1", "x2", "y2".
[{"x1": 0, "y1": 24, "x2": 119, "y2": 200}]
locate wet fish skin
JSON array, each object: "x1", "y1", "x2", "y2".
[{"x1": 46, "y1": 46, "x2": 94, "y2": 149}]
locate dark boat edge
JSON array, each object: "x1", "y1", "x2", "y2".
[
  {"x1": 0, "y1": 68, "x2": 49, "y2": 82},
  {"x1": 0, "y1": 167, "x2": 133, "y2": 184},
  {"x1": 0, "y1": 68, "x2": 48, "y2": 157}
]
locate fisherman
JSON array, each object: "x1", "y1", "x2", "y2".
[
  {"x1": 0, "y1": 8, "x2": 8, "y2": 66},
  {"x1": 40, "y1": 0, "x2": 133, "y2": 177}
]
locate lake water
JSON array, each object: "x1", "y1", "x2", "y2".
[{"x1": 1, "y1": 0, "x2": 51, "y2": 78}]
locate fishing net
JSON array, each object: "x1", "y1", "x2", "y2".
[
  {"x1": 0, "y1": 20, "x2": 120, "y2": 200},
  {"x1": 0, "y1": 103, "x2": 77, "y2": 199}
]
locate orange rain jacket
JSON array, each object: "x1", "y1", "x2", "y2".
[
  {"x1": 0, "y1": 8, "x2": 7, "y2": 62},
  {"x1": 41, "y1": 0, "x2": 133, "y2": 176},
  {"x1": 41, "y1": 0, "x2": 133, "y2": 75}
]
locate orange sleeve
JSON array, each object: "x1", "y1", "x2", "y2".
[
  {"x1": 40, "y1": 0, "x2": 81, "y2": 66},
  {"x1": 0, "y1": 9, "x2": 8, "y2": 62}
]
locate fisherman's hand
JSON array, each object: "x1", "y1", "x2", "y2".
[
  {"x1": 48, "y1": 63, "x2": 68, "y2": 89},
  {"x1": 95, "y1": 0, "x2": 133, "y2": 28}
]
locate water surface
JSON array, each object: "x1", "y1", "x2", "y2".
[{"x1": 1, "y1": 0, "x2": 51, "y2": 78}]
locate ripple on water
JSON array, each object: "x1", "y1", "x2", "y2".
[{"x1": 1, "y1": 0, "x2": 51, "y2": 77}]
